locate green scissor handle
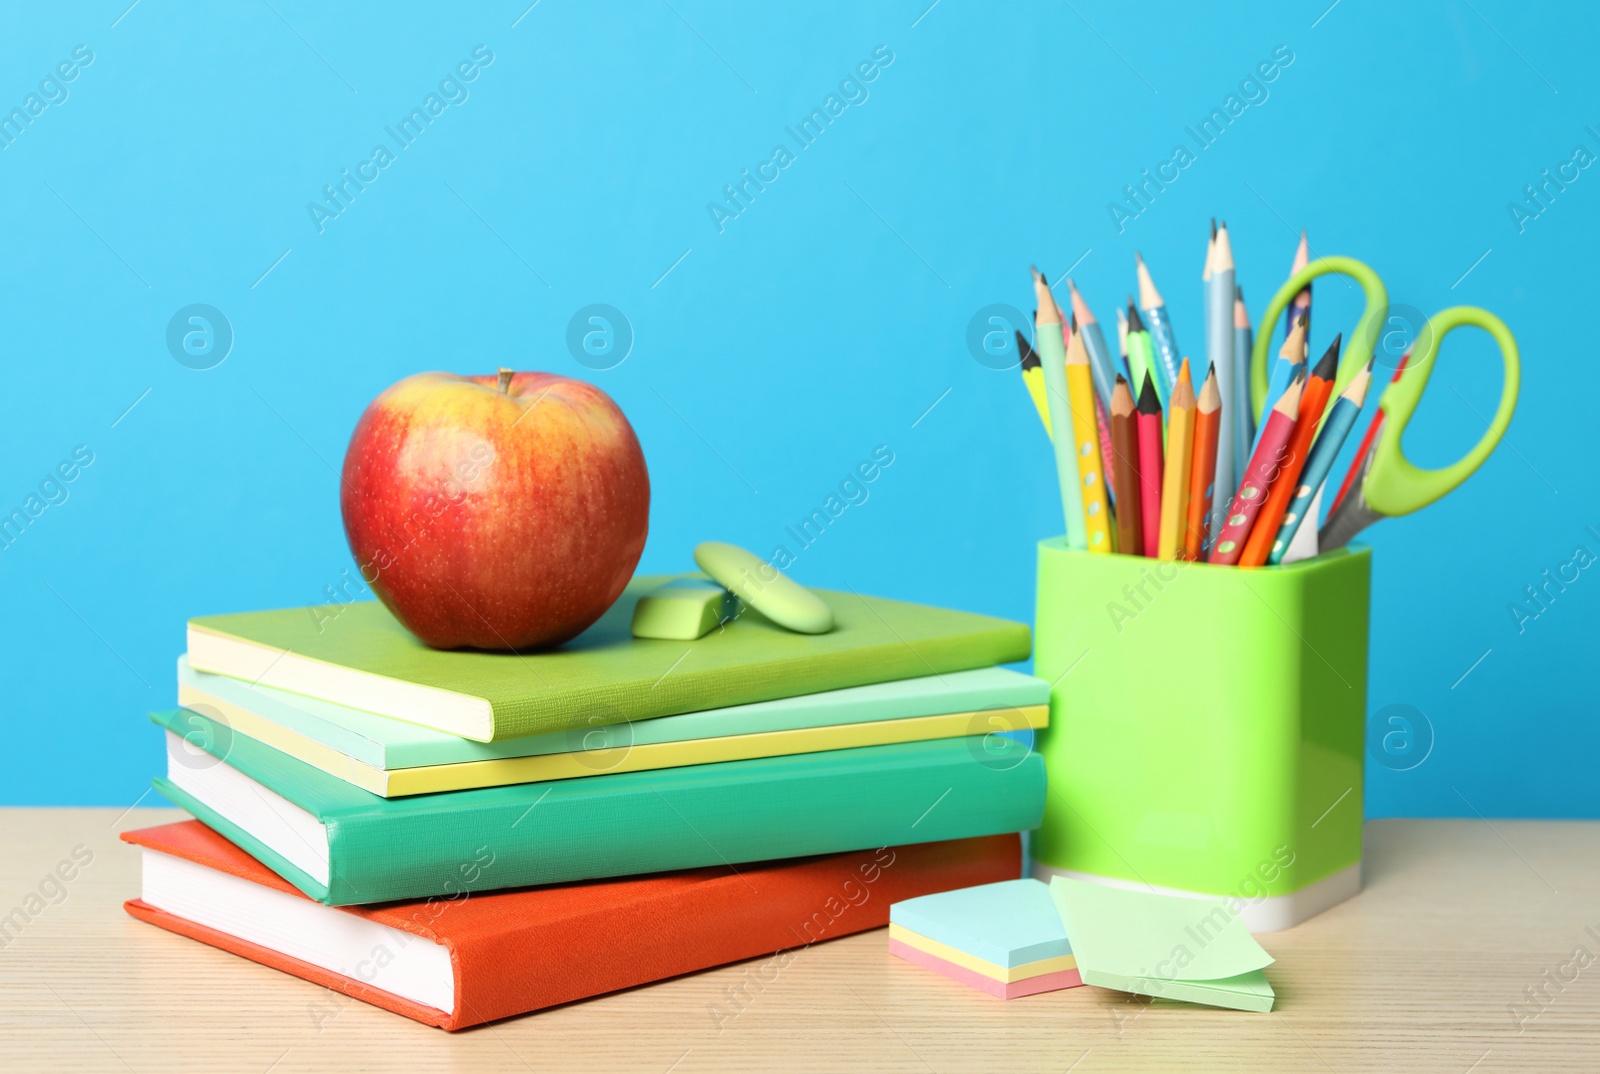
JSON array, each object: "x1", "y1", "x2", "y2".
[
  {"x1": 1251, "y1": 256, "x2": 1389, "y2": 420},
  {"x1": 1363, "y1": 305, "x2": 1520, "y2": 518}
]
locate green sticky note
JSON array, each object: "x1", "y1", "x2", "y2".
[
  {"x1": 630, "y1": 577, "x2": 735, "y2": 640},
  {"x1": 1048, "y1": 877, "x2": 1275, "y2": 1012}
]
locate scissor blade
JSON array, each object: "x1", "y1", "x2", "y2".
[
  {"x1": 1319, "y1": 490, "x2": 1382, "y2": 550},
  {"x1": 1319, "y1": 439, "x2": 1384, "y2": 549}
]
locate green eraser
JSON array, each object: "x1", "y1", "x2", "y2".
[
  {"x1": 631, "y1": 577, "x2": 734, "y2": 640},
  {"x1": 693, "y1": 541, "x2": 835, "y2": 635}
]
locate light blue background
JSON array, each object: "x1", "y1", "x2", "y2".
[{"x1": 0, "y1": 1, "x2": 1592, "y2": 815}]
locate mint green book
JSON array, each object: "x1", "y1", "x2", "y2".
[
  {"x1": 178, "y1": 656, "x2": 1048, "y2": 771},
  {"x1": 186, "y1": 577, "x2": 1032, "y2": 741},
  {"x1": 150, "y1": 708, "x2": 1046, "y2": 906}
]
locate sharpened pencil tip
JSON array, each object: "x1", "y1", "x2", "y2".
[
  {"x1": 1136, "y1": 372, "x2": 1161, "y2": 414},
  {"x1": 1016, "y1": 330, "x2": 1040, "y2": 370},
  {"x1": 1312, "y1": 334, "x2": 1342, "y2": 378}
]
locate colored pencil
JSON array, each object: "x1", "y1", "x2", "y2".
[
  {"x1": 1015, "y1": 331, "x2": 1051, "y2": 436},
  {"x1": 1183, "y1": 363, "x2": 1222, "y2": 560},
  {"x1": 1032, "y1": 269, "x2": 1088, "y2": 549},
  {"x1": 1157, "y1": 359, "x2": 1196, "y2": 560},
  {"x1": 1116, "y1": 304, "x2": 1129, "y2": 374},
  {"x1": 1066, "y1": 325, "x2": 1115, "y2": 553},
  {"x1": 1251, "y1": 313, "x2": 1307, "y2": 454},
  {"x1": 1207, "y1": 371, "x2": 1303, "y2": 565},
  {"x1": 1268, "y1": 359, "x2": 1373, "y2": 564},
  {"x1": 1285, "y1": 229, "x2": 1310, "y2": 345},
  {"x1": 1232, "y1": 285, "x2": 1254, "y2": 456},
  {"x1": 1137, "y1": 253, "x2": 1182, "y2": 401},
  {"x1": 1124, "y1": 299, "x2": 1157, "y2": 405},
  {"x1": 1093, "y1": 394, "x2": 1117, "y2": 503},
  {"x1": 1330, "y1": 353, "x2": 1408, "y2": 515},
  {"x1": 1068, "y1": 279, "x2": 1122, "y2": 404},
  {"x1": 1109, "y1": 376, "x2": 1143, "y2": 558},
  {"x1": 1135, "y1": 374, "x2": 1164, "y2": 558},
  {"x1": 1237, "y1": 336, "x2": 1342, "y2": 567},
  {"x1": 1202, "y1": 219, "x2": 1216, "y2": 286},
  {"x1": 1207, "y1": 222, "x2": 1238, "y2": 531},
  {"x1": 1061, "y1": 313, "x2": 1118, "y2": 490}
]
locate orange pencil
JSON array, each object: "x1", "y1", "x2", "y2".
[
  {"x1": 1238, "y1": 335, "x2": 1342, "y2": 567},
  {"x1": 1157, "y1": 359, "x2": 1196, "y2": 560},
  {"x1": 1183, "y1": 364, "x2": 1222, "y2": 559},
  {"x1": 1109, "y1": 376, "x2": 1142, "y2": 557}
]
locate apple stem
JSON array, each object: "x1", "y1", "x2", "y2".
[{"x1": 497, "y1": 368, "x2": 514, "y2": 394}]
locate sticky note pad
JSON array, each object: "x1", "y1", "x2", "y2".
[
  {"x1": 1048, "y1": 877, "x2": 1276, "y2": 1012},
  {"x1": 888, "y1": 879, "x2": 1082, "y2": 999},
  {"x1": 630, "y1": 577, "x2": 734, "y2": 640}
]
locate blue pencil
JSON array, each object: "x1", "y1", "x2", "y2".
[
  {"x1": 1284, "y1": 229, "x2": 1311, "y2": 344},
  {"x1": 1267, "y1": 360, "x2": 1373, "y2": 564},
  {"x1": 1067, "y1": 278, "x2": 1122, "y2": 407},
  {"x1": 1207, "y1": 222, "x2": 1239, "y2": 515},
  {"x1": 1231, "y1": 284, "x2": 1254, "y2": 469},
  {"x1": 1136, "y1": 253, "x2": 1182, "y2": 405}
]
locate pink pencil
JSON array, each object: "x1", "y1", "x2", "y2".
[
  {"x1": 1135, "y1": 373, "x2": 1164, "y2": 557},
  {"x1": 1208, "y1": 373, "x2": 1305, "y2": 565}
]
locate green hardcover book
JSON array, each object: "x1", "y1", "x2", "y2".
[
  {"x1": 186, "y1": 576, "x2": 1032, "y2": 741},
  {"x1": 150, "y1": 708, "x2": 1045, "y2": 906}
]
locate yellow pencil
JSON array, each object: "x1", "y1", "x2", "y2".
[
  {"x1": 1016, "y1": 330, "x2": 1052, "y2": 436},
  {"x1": 1157, "y1": 358, "x2": 1197, "y2": 560},
  {"x1": 1066, "y1": 324, "x2": 1114, "y2": 552}
]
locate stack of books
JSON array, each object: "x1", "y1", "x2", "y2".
[{"x1": 124, "y1": 575, "x2": 1050, "y2": 1028}]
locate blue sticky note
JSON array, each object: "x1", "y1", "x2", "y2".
[{"x1": 890, "y1": 879, "x2": 1070, "y2": 967}]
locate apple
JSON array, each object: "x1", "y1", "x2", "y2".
[{"x1": 340, "y1": 369, "x2": 649, "y2": 650}]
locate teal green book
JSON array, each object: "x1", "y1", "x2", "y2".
[
  {"x1": 150, "y1": 708, "x2": 1046, "y2": 907},
  {"x1": 186, "y1": 576, "x2": 1033, "y2": 741}
]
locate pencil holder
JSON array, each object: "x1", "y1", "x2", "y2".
[{"x1": 1029, "y1": 539, "x2": 1369, "y2": 931}]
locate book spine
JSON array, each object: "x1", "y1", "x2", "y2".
[
  {"x1": 328, "y1": 740, "x2": 1044, "y2": 905},
  {"x1": 447, "y1": 834, "x2": 1022, "y2": 1027}
]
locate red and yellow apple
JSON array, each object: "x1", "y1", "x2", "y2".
[{"x1": 340, "y1": 370, "x2": 649, "y2": 650}]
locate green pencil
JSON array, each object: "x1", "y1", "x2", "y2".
[{"x1": 1124, "y1": 299, "x2": 1157, "y2": 403}]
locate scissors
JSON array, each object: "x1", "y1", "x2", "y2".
[{"x1": 1249, "y1": 256, "x2": 1521, "y2": 553}]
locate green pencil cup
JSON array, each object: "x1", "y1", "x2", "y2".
[{"x1": 1030, "y1": 539, "x2": 1369, "y2": 931}]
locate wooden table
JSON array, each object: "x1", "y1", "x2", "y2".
[{"x1": 1, "y1": 809, "x2": 1595, "y2": 1072}]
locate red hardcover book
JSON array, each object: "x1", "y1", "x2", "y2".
[{"x1": 123, "y1": 821, "x2": 1019, "y2": 1030}]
